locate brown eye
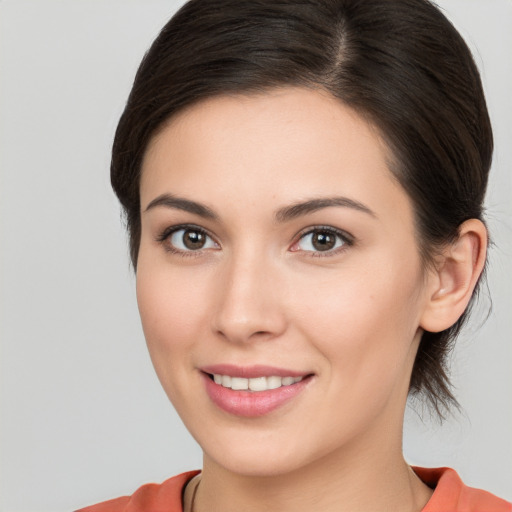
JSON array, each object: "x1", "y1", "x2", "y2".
[
  {"x1": 311, "y1": 231, "x2": 336, "y2": 251},
  {"x1": 183, "y1": 229, "x2": 206, "y2": 249},
  {"x1": 295, "y1": 228, "x2": 348, "y2": 254},
  {"x1": 168, "y1": 228, "x2": 217, "y2": 251}
]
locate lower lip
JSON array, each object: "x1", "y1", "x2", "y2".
[{"x1": 202, "y1": 373, "x2": 311, "y2": 417}]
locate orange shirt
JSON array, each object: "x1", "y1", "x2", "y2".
[
  {"x1": 414, "y1": 467, "x2": 511, "y2": 512},
  {"x1": 76, "y1": 467, "x2": 511, "y2": 512}
]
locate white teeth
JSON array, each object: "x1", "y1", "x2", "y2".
[
  {"x1": 231, "y1": 377, "x2": 249, "y2": 390},
  {"x1": 267, "y1": 376, "x2": 282, "y2": 389},
  {"x1": 212, "y1": 374, "x2": 304, "y2": 391},
  {"x1": 248, "y1": 377, "x2": 267, "y2": 391}
]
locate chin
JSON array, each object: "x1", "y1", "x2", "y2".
[
  {"x1": 196, "y1": 422, "x2": 344, "y2": 479},
  {"x1": 207, "y1": 448, "x2": 308, "y2": 478}
]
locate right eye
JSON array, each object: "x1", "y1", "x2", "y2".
[{"x1": 162, "y1": 226, "x2": 219, "y2": 253}]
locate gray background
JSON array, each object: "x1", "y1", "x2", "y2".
[{"x1": 1, "y1": 1, "x2": 511, "y2": 511}]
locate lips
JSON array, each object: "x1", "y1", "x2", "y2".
[
  {"x1": 201, "y1": 364, "x2": 308, "y2": 379},
  {"x1": 200, "y1": 364, "x2": 313, "y2": 417}
]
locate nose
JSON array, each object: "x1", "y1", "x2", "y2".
[{"x1": 211, "y1": 251, "x2": 288, "y2": 344}]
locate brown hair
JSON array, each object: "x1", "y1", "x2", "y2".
[{"x1": 111, "y1": 0, "x2": 493, "y2": 416}]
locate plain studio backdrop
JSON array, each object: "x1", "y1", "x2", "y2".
[{"x1": 0, "y1": 1, "x2": 511, "y2": 511}]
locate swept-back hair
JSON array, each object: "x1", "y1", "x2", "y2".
[{"x1": 111, "y1": 0, "x2": 493, "y2": 415}]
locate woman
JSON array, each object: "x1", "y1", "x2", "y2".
[{"x1": 77, "y1": 0, "x2": 511, "y2": 510}]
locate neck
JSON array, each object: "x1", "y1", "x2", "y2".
[{"x1": 194, "y1": 429, "x2": 432, "y2": 512}]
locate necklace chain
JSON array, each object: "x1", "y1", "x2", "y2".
[{"x1": 187, "y1": 475, "x2": 200, "y2": 512}]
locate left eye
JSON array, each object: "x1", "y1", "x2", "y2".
[
  {"x1": 169, "y1": 228, "x2": 218, "y2": 251},
  {"x1": 294, "y1": 228, "x2": 347, "y2": 253}
]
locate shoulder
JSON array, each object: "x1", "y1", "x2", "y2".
[
  {"x1": 75, "y1": 471, "x2": 200, "y2": 512},
  {"x1": 414, "y1": 467, "x2": 512, "y2": 512}
]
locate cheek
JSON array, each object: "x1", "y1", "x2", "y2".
[
  {"x1": 135, "y1": 257, "x2": 212, "y2": 383},
  {"x1": 289, "y1": 255, "x2": 424, "y2": 383}
]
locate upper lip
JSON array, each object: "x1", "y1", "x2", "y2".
[{"x1": 200, "y1": 364, "x2": 311, "y2": 379}]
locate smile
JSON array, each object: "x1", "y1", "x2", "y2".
[
  {"x1": 201, "y1": 366, "x2": 313, "y2": 417},
  {"x1": 211, "y1": 374, "x2": 304, "y2": 392}
]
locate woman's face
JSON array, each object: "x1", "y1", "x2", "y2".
[{"x1": 137, "y1": 88, "x2": 432, "y2": 476}]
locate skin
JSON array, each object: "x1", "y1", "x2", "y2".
[{"x1": 136, "y1": 87, "x2": 486, "y2": 512}]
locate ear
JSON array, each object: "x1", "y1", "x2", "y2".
[{"x1": 420, "y1": 219, "x2": 487, "y2": 333}]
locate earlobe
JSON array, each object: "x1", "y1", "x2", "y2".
[{"x1": 420, "y1": 219, "x2": 487, "y2": 333}]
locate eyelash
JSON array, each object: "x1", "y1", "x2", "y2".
[
  {"x1": 155, "y1": 224, "x2": 217, "y2": 258},
  {"x1": 291, "y1": 226, "x2": 354, "y2": 257},
  {"x1": 155, "y1": 224, "x2": 354, "y2": 258}
]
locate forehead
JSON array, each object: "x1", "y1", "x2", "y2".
[{"x1": 140, "y1": 87, "x2": 411, "y2": 225}]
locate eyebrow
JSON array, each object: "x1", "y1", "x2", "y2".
[
  {"x1": 275, "y1": 196, "x2": 376, "y2": 222},
  {"x1": 144, "y1": 193, "x2": 376, "y2": 222},
  {"x1": 144, "y1": 194, "x2": 219, "y2": 220}
]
